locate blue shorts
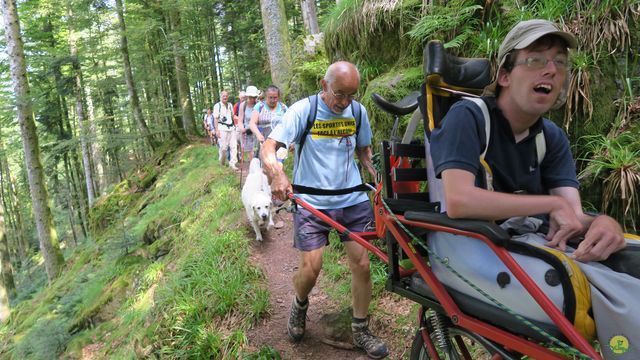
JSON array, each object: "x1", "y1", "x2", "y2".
[{"x1": 293, "y1": 201, "x2": 374, "y2": 251}]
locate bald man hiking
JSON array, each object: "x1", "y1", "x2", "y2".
[{"x1": 261, "y1": 61, "x2": 388, "y2": 359}]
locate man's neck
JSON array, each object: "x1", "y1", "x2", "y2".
[{"x1": 497, "y1": 95, "x2": 539, "y2": 141}]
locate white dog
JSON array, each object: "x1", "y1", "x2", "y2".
[{"x1": 241, "y1": 158, "x2": 274, "y2": 241}]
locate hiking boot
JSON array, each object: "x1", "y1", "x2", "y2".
[
  {"x1": 230, "y1": 164, "x2": 239, "y2": 171},
  {"x1": 287, "y1": 298, "x2": 308, "y2": 342},
  {"x1": 352, "y1": 322, "x2": 389, "y2": 359}
]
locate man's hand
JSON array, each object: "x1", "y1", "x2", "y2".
[
  {"x1": 271, "y1": 172, "x2": 292, "y2": 201},
  {"x1": 545, "y1": 197, "x2": 584, "y2": 251},
  {"x1": 572, "y1": 215, "x2": 625, "y2": 262},
  {"x1": 261, "y1": 139, "x2": 291, "y2": 201},
  {"x1": 355, "y1": 146, "x2": 377, "y2": 183}
]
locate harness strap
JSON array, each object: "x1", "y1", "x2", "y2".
[
  {"x1": 464, "y1": 97, "x2": 494, "y2": 191},
  {"x1": 464, "y1": 97, "x2": 546, "y2": 191},
  {"x1": 535, "y1": 131, "x2": 546, "y2": 166},
  {"x1": 292, "y1": 182, "x2": 375, "y2": 196}
]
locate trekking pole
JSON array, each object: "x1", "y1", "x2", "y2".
[{"x1": 239, "y1": 133, "x2": 245, "y2": 185}]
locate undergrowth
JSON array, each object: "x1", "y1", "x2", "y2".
[{"x1": 0, "y1": 143, "x2": 269, "y2": 360}]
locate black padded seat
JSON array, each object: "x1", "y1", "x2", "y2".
[
  {"x1": 423, "y1": 41, "x2": 492, "y2": 89},
  {"x1": 600, "y1": 244, "x2": 640, "y2": 279},
  {"x1": 384, "y1": 198, "x2": 439, "y2": 215},
  {"x1": 371, "y1": 91, "x2": 421, "y2": 117},
  {"x1": 404, "y1": 211, "x2": 510, "y2": 246}
]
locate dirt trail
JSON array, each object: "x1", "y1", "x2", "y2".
[
  {"x1": 244, "y1": 214, "x2": 371, "y2": 359},
  {"x1": 236, "y1": 159, "x2": 415, "y2": 360}
]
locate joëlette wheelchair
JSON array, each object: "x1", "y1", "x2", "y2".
[{"x1": 288, "y1": 40, "x2": 640, "y2": 360}]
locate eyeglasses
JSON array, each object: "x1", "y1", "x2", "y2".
[
  {"x1": 328, "y1": 84, "x2": 358, "y2": 101},
  {"x1": 514, "y1": 55, "x2": 569, "y2": 71}
]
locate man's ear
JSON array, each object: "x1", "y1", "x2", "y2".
[
  {"x1": 497, "y1": 68, "x2": 510, "y2": 88},
  {"x1": 320, "y1": 79, "x2": 327, "y2": 91}
]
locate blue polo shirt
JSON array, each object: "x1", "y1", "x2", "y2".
[{"x1": 430, "y1": 97, "x2": 578, "y2": 195}]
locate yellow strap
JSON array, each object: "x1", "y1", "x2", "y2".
[
  {"x1": 625, "y1": 233, "x2": 640, "y2": 241},
  {"x1": 533, "y1": 245, "x2": 596, "y2": 340}
]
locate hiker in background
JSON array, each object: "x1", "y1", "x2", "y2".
[
  {"x1": 249, "y1": 85, "x2": 288, "y2": 157},
  {"x1": 233, "y1": 91, "x2": 246, "y2": 120},
  {"x1": 204, "y1": 107, "x2": 216, "y2": 146},
  {"x1": 238, "y1": 86, "x2": 260, "y2": 161},
  {"x1": 234, "y1": 91, "x2": 247, "y2": 163},
  {"x1": 213, "y1": 90, "x2": 239, "y2": 171},
  {"x1": 261, "y1": 62, "x2": 388, "y2": 359}
]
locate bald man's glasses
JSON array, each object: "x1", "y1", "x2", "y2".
[{"x1": 328, "y1": 84, "x2": 357, "y2": 101}]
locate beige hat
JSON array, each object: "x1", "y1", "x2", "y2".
[
  {"x1": 245, "y1": 85, "x2": 260, "y2": 97},
  {"x1": 486, "y1": 19, "x2": 577, "y2": 95}
]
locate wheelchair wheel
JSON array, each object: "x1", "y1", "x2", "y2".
[{"x1": 409, "y1": 325, "x2": 499, "y2": 360}]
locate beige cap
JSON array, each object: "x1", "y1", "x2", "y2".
[
  {"x1": 486, "y1": 19, "x2": 577, "y2": 95},
  {"x1": 245, "y1": 85, "x2": 260, "y2": 97}
]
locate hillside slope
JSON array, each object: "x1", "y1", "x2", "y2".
[{"x1": 0, "y1": 144, "x2": 270, "y2": 359}]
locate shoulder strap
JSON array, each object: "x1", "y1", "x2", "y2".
[
  {"x1": 351, "y1": 100, "x2": 362, "y2": 141},
  {"x1": 535, "y1": 131, "x2": 546, "y2": 166},
  {"x1": 297, "y1": 95, "x2": 318, "y2": 160},
  {"x1": 293, "y1": 95, "x2": 318, "y2": 180},
  {"x1": 464, "y1": 97, "x2": 547, "y2": 190},
  {"x1": 464, "y1": 97, "x2": 494, "y2": 191}
]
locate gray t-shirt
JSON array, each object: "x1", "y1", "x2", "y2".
[{"x1": 269, "y1": 96, "x2": 372, "y2": 209}]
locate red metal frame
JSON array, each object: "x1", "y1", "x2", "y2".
[{"x1": 288, "y1": 192, "x2": 602, "y2": 360}]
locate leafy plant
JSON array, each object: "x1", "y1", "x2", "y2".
[
  {"x1": 564, "y1": 50, "x2": 597, "y2": 131},
  {"x1": 578, "y1": 133, "x2": 640, "y2": 231},
  {"x1": 14, "y1": 317, "x2": 70, "y2": 360},
  {"x1": 242, "y1": 345, "x2": 282, "y2": 359},
  {"x1": 323, "y1": 0, "x2": 422, "y2": 78},
  {"x1": 407, "y1": 0, "x2": 482, "y2": 53}
]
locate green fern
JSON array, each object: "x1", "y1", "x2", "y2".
[{"x1": 407, "y1": 0, "x2": 482, "y2": 53}]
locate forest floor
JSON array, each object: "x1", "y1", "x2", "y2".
[{"x1": 232, "y1": 158, "x2": 418, "y2": 360}]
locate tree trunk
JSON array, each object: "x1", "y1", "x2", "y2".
[
  {"x1": 301, "y1": 0, "x2": 320, "y2": 35},
  {"x1": 115, "y1": 0, "x2": 157, "y2": 151},
  {"x1": 85, "y1": 85, "x2": 105, "y2": 196},
  {"x1": 0, "y1": 201, "x2": 10, "y2": 322},
  {"x1": 1, "y1": 0, "x2": 65, "y2": 283},
  {"x1": 66, "y1": 195, "x2": 78, "y2": 247},
  {"x1": 231, "y1": 37, "x2": 242, "y2": 90},
  {"x1": 164, "y1": 49, "x2": 185, "y2": 134},
  {"x1": 0, "y1": 203, "x2": 16, "y2": 302},
  {"x1": 259, "y1": 0, "x2": 292, "y2": 90},
  {"x1": 168, "y1": 10, "x2": 196, "y2": 137},
  {"x1": 64, "y1": 155, "x2": 88, "y2": 238},
  {"x1": 3, "y1": 169, "x2": 27, "y2": 264},
  {"x1": 99, "y1": 77, "x2": 124, "y2": 183},
  {"x1": 0, "y1": 136, "x2": 26, "y2": 267},
  {"x1": 204, "y1": 14, "x2": 220, "y2": 103},
  {"x1": 68, "y1": 3, "x2": 96, "y2": 206},
  {"x1": 211, "y1": 18, "x2": 224, "y2": 93}
]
